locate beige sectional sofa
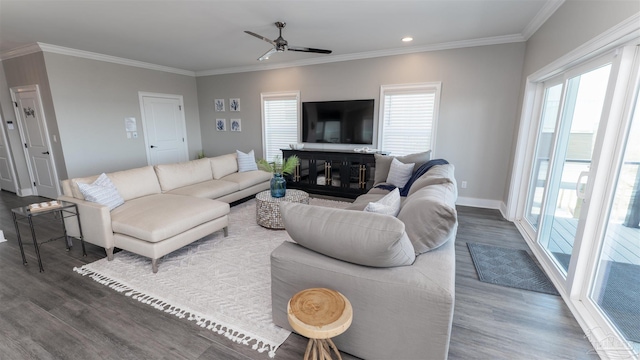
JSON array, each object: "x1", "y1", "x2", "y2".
[
  {"x1": 59, "y1": 153, "x2": 271, "y2": 272},
  {"x1": 271, "y1": 157, "x2": 458, "y2": 360}
]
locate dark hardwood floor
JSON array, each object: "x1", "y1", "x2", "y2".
[{"x1": 0, "y1": 190, "x2": 597, "y2": 359}]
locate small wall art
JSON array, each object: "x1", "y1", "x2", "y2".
[
  {"x1": 216, "y1": 119, "x2": 227, "y2": 131},
  {"x1": 230, "y1": 119, "x2": 241, "y2": 132},
  {"x1": 229, "y1": 98, "x2": 240, "y2": 112},
  {"x1": 214, "y1": 99, "x2": 225, "y2": 112}
]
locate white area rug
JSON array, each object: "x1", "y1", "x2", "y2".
[{"x1": 73, "y1": 197, "x2": 350, "y2": 358}]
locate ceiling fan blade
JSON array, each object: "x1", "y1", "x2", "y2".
[
  {"x1": 287, "y1": 45, "x2": 332, "y2": 54},
  {"x1": 258, "y1": 48, "x2": 278, "y2": 61},
  {"x1": 244, "y1": 30, "x2": 276, "y2": 46}
]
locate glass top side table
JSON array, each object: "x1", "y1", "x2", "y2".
[{"x1": 11, "y1": 200, "x2": 86, "y2": 272}]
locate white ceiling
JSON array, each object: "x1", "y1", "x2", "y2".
[{"x1": 0, "y1": 0, "x2": 563, "y2": 76}]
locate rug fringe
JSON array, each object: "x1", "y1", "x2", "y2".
[{"x1": 73, "y1": 265, "x2": 281, "y2": 358}]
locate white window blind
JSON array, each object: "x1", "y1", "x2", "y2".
[
  {"x1": 261, "y1": 92, "x2": 299, "y2": 161},
  {"x1": 379, "y1": 83, "x2": 441, "y2": 156}
]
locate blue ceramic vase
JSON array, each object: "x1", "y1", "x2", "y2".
[{"x1": 270, "y1": 173, "x2": 286, "y2": 198}]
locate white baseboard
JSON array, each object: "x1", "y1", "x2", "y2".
[
  {"x1": 499, "y1": 202, "x2": 509, "y2": 220},
  {"x1": 17, "y1": 188, "x2": 34, "y2": 197},
  {"x1": 456, "y1": 197, "x2": 508, "y2": 219}
]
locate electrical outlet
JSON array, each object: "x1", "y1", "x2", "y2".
[{"x1": 461, "y1": 181, "x2": 468, "y2": 189}]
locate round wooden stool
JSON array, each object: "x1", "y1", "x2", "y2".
[{"x1": 287, "y1": 288, "x2": 353, "y2": 360}]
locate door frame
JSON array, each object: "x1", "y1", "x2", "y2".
[
  {"x1": 10, "y1": 84, "x2": 61, "y2": 198},
  {"x1": 0, "y1": 111, "x2": 19, "y2": 192},
  {"x1": 138, "y1": 92, "x2": 188, "y2": 165}
]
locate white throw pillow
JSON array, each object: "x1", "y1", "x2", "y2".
[
  {"x1": 77, "y1": 173, "x2": 124, "y2": 210},
  {"x1": 364, "y1": 188, "x2": 401, "y2": 217},
  {"x1": 236, "y1": 150, "x2": 258, "y2": 172},
  {"x1": 386, "y1": 158, "x2": 415, "y2": 188}
]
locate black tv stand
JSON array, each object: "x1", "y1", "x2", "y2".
[{"x1": 282, "y1": 149, "x2": 380, "y2": 199}]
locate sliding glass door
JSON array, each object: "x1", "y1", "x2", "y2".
[
  {"x1": 517, "y1": 43, "x2": 640, "y2": 358},
  {"x1": 524, "y1": 82, "x2": 563, "y2": 229},
  {"x1": 523, "y1": 57, "x2": 613, "y2": 273},
  {"x1": 539, "y1": 63, "x2": 612, "y2": 272},
  {"x1": 589, "y1": 75, "x2": 640, "y2": 350}
]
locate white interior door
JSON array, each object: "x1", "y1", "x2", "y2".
[
  {"x1": 140, "y1": 93, "x2": 188, "y2": 165},
  {"x1": 11, "y1": 86, "x2": 60, "y2": 198},
  {"x1": 0, "y1": 114, "x2": 17, "y2": 192}
]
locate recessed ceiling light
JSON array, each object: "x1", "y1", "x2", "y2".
[{"x1": 402, "y1": 37, "x2": 413, "y2": 42}]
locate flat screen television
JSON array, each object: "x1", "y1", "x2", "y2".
[{"x1": 302, "y1": 99, "x2": 374, "y2": 145}]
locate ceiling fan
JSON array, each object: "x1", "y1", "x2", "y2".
[{"x1": 244, "y1": 21, "x2": 332, "y2": 61}]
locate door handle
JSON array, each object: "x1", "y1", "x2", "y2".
[
  {"x1": 42, "y1": 151, "x2": 50, "y2": 155},
  {"x1": 576, "y1": 171, "x2": 589, "y2": 199},
  {"x1": 150, "y1": 145, "x2": 157, "y2": 148}
]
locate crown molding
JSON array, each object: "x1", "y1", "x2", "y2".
[
  {"x1": 521, "y1": 0, "x2": 565, "y2": 40},
  {"x1": 1, "y1": 31, "x2": 531, "y2": 78},
  {"x1": 195, "y1": 33, "x2": 526, "y2": 77},
  {"x1": 1, "y1": 42, "x2": 195, "y2": 76},
  {"x1": 37, "y1": 43, "x2": 196, "y2": 76}
]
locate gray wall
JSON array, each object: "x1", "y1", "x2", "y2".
[
  {"x1": 503, "y1": 0, "x2": 640, "y2": 203},
  {"x1": 522, "y1": 0, "x2": 639, "y2": 79},
  {"x1": 198, "y1": 43, "x2": 526, "y2": 202},
  {"x1": 1, "y1": 52, "x2": 63, "y2": 190},
  {"x1": 43, "y1": 53, "x2": 202, "y2": 178}
]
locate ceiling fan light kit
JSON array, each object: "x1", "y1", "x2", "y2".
[{"x1": 245, "y1": 21, "x2": 333, "y2": 61}]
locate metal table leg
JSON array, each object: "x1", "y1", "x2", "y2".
[
  {"x1": 27, "y1": 215, "x2": 44, "y2": 272},
  {"x1": 60, "y1": 209, "x2": 72, "y2": 251},
  {"x1": 12, "y1": 212, "x2": 27, "y2": 266},
  {"x1": 73, "y1": 205, "x2": 87, "y2": 256}
]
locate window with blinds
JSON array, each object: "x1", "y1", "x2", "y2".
[
  {"x1": 261, "y1": 92, "x2": 300, "y2": 161},
  {"x1": 379, "y1": 83, "x2": 441, "y2": 156}
]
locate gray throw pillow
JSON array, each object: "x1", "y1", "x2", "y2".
[
  {"x1": 374, "y1": 150, "x2": 432, "y2": 185},
  {"x1": 386, "y1": 158, "x2": 414, "y2": 188},
  {"x1": 280, "y1": 202, "x2": 415, "y2": 267}
]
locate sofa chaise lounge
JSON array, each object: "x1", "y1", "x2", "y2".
[{"x1": 59, "y1": 152, "x2": 271, "y2": 272}]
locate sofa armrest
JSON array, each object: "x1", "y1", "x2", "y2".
[{"x1": 58, "y1": 195, "x2": 114, "y2": 252}]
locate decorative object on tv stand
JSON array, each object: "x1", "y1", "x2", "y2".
[
  {"x1": 231, "y1": 119, "x2": 241, "y2": 132},
  {"x1": 216, "y1": 119, "x2": 226, "y2": 131},
  {"x1": 257, "y1": 155, "x2": 299, "y2": 198},
  {"x1": 229, "y1": 98, "x2": 240, "y2": 112},
  {"x1": 214, "y1": 99, "x2": 225, "y2": 112}
]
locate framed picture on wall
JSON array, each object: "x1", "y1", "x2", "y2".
[
  {"x1": 216, "y1": 119, "x2": 227, "y2": 131},
  {"x1": 229, "y1": 98, "x2": 240, "y2": 112},
  {"x1": 230, "y1": 119, "x2": 241, "y2": 132},
  {"x1": 214, "y1": 99, "x2": 225, "y2": 112}
]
